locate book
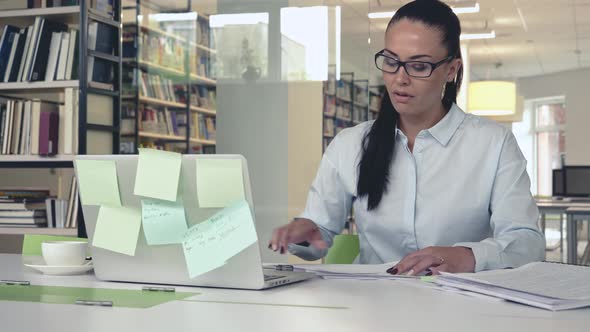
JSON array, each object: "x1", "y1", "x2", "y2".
[
  {"x1": 0, "y1": 25, "x2": 20, "y2": 80},
  {"x1": 0, "y1": 199, "x2": 47, "y2": 210},
  {"x1": 3, "y1": 32, "x2": 20, "y2": 82},
  {"x1": 21, "y1": 17, "x2": 43, "y2": 81},
  {"x1": 0, "y1": 188, "x2": 50, "y2": 198},
  {"x1": 29, "y1": 18, "x2": 68, "y2": 81},
  {"x1": 435, "y1": 262, "x2": 590, "y2": 311},
  {"x1": 0, "y1": 223, "x2": 47, "y2": 228},
  {"x1": 38, "y1": 106, "x2": 59, "y2": 155},
  {"x1": 64, "y1": 29, "x2": 78, "y2": 80},
  {"x1": 44, "y1": 31, "x2": 63, "y2": 81},
  {"x1": 55, "y1": 31, "x2": 70, "y2": 80},
  {"x1": 7, "y1": 27, "x2": 26, "y2": 82},
  {"x1": 0, "y1": 210, "x2": 46, "y2": 218},
  {"x1": 0, "y1": 216, "x2": 47, "y2": 224}
]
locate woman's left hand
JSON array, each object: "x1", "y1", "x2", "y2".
[{"x1": 386, "y1": 246, "x2": 475, "y2": 276}]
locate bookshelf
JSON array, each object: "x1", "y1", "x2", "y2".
[
  {"x1": 323, "y1": 72, "x2": 356, "y2": 151},
  {"x1": 0, "y1": 0, "x2": 123, "y2": 237},
  {"x1": 121, "y1": 0, "x2": 217, "y2": 154},
  {"x1": 368, "y1": 85, "x2": 382, "y2": 121},
  {"x1": 322, "y1": 74, "x2": 384, "y2": 150}
]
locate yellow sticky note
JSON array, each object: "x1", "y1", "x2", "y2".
[
  {"x1": 93, "y1": 206, "x2": 141, "y2": 256},
  {"x1": 134, "y1": 148, "x2": 182, "y2": 202},
  {"x1": 75, "y1": 160, "x2": 121, "y2": 206},
  {"x1": 142, "y1": 199, "x2": 188, "y2": 245},
  {"x1": 182, "y1": 200, "x2": 257, "y2": 278},
  {"x1": 196, "y1": 159, "x2": 245, "y2": 208}
]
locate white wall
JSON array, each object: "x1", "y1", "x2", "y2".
[{"x1": 517, "y1": 68, "x2": 590, "y2": 165}]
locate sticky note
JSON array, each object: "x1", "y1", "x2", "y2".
[
  {"x1": 142, "y1": 199, "x2": 188, "y2": 245},
  {"x1": 93, "y1": 206, "x2": 141, "y2": 256},
  {"x1": 196, "y1": 158, "x2": 245, "y2": 208},
  {"x1": 75, "y1": 160, "x2": 121, "y2": 206},
  {"x1": 134, "y1": 148, "x2": 182, "y2": 202},
  {"x1": 182, "y1": 200, "x2": 258, "y2": 279}
]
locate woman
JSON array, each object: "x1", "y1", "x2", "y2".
[{"x1": 269, "y1": 0, "x2": 544, "y2": 275}]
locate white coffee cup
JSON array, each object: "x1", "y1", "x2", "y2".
[{"x1": 41, "y1": 241, "x2": 88, "y2": 266}]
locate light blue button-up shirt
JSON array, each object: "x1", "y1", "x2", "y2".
[{"x1": 291, "y1": 104, "x2": 545, "y2": 272}]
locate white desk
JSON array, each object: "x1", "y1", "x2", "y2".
[
  {"x1": 536, "y1": 199, "x2": 590, "y2": 263},
  {"x1": 0, "y1": 254, "x2": 589, "y2": 331}
]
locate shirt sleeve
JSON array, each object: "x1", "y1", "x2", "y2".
[
  {"x1": 454, "y1": 131, "x2": 546, "y2": 272},
  {"x1": 288, "y1": 136, "x2": 354, "y2": 261}
]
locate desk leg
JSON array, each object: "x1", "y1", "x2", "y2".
[
  {"x1": 559, "y1": 213, "x2": 564, "y2": 254},
  {"x1": 567, "y1": 214, "x2": 577, "y2": 264},
  {"x1": 541, "y1": 213, "x2": 546, "y2": 234}
]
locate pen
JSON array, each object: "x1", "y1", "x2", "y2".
[
  {"x1": 0, "y1": 280, "x2": 30, "y2": 286},
  {"x1": 275, "y1": 264, "x2": 294, "y2": 271},
  {"x1": 142, "y1": 286, "x2": 176, "y2": 292},
  {"x1": 75, "y1": 300, "x2": 113, "y2": 307}
]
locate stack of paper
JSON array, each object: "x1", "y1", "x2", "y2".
[
  {"x1": 265, "y1": 262, "x2": 420, "y2": 280},
  {"x1": 435, "y1": 262, "x2": 590, "y2": 311}
]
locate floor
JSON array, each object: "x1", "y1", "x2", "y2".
[{"x1": 543, "y1": 218, "x2": 590, "y2": 264}]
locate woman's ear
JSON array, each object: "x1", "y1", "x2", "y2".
[{"x1": 447, "y1": 58, "x2": 462, "y2": 82}]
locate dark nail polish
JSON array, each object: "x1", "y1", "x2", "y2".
[
  {"x1": 387, "y1": 267, "x2": 398, "y2": 275},
  {"x1": 268, "y1": 244, "x2": 272, "y2": 249},
  {"x1": 425, "y1": 271, "x2": 433, "y2": 276},
  {"x1": 280, "y1": 247, "x2": 285, "y2": 254}
]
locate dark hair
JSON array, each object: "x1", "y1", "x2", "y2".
[{"x1": 357, "y1": 0, "x2": 463, "y2": 210}]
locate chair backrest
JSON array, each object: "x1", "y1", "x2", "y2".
[
  {"x1": 22, "y1": 234, "x2": 87, "y2": 256},
  {"x1": 324, "y1": 234, "x2": 360, "y2": 264}
]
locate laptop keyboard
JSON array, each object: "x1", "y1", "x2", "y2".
[{"x1": 264, "y1": 274, "x2": 285, "y2": 281}]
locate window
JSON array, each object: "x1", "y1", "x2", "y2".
[{"x1": 512, "y1": 97, "x2": 566, "y2": 196}]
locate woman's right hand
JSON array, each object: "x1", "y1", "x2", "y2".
[{"x1": 268, "y1": 218, "x2": 328, "y2": 254}]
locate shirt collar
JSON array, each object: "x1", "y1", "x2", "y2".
[{"x1": 426, "y1": 103, "x2": 466, "y2": 146}]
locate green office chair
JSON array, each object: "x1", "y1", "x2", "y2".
[
  {"x1": 22, "y1": 234, "x2": 88, "y2": 256},
  {"x1": 324, "y1": 234, "x2": 360, "y2": 264}
]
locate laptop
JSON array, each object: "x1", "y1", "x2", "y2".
[{"x1": 74, "y1": 154, "x2": 315, "y2": 290}]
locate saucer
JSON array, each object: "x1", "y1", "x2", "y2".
[{"x1": 24, "y1": 261, "x2": 93, "y2": 276}]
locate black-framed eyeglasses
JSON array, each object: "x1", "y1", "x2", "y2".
[{"x1": 374, "y1": 50, "x2": 455, "y2": 78}]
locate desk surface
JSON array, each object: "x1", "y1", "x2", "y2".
[
  {"x1": 536, "y1": 199, "x2": 590, "y2": 209},
  {"x1": 0, "y1": 254, "x2": 589, "y2": 332}
]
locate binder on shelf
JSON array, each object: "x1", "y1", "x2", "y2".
[{"x1": 0, "y1": 25, "x2": 20, "y2": 80}]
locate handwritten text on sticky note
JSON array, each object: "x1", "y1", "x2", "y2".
[
  {"x1": 142, "y1": 199, "x2": 188, "y2": 245},
  {"x1": 182, "y1": 201, "x2": 257, "y2": 278}
]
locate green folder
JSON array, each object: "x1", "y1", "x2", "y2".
[{"x1": 0, "y1": 284, "x2": 198, "y2": 308}]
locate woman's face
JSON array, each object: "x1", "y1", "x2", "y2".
[{"x1": 383, "y1": 19, "x2": 461, "y2": 117}]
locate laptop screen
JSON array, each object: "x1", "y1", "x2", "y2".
[
  {"x1": 552, "y1": 169, "x2": 564, "y2": 197},
  {"x1": 564, "y1": 166, "x2": 590, "y2": 197}
]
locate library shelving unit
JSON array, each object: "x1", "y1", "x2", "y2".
[
  {"x1": 323, "y1": 72, "x2": 352, "y2": 151},
  {"x1": 352, "y1": 79, "x2": 369, "y2": 125},
  {"x1": 322, "y1": 72, "x2": 375, "y2": 152},
  {"x1": 368, "y1": 85, "x2": 382, "y2": 121},
  {"x1": 0, "y1": 0, "x2": 123, "y2": 237},
  {"x1": 121, "y1": 0, "x2": 217, "y2": 154}
]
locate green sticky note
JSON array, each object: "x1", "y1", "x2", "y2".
[
  {"x1": 134, "y1": 148, "x2": 182, "y2": 202},
  {"x1": 142, "y1": 199, "x2": 188, "y2": 245},
  {"x1": 182, "y1": 200, "x2": 258, "y2": 279},
  {"x1": 196, "y1": 158, "x2": 245, "y2": 208},
  {"x1": 75, "y1": 160, "x2": 121, "y2": 206},
  {"x1": 93, "y1": 206, "x2": 141, "y2": 256}
]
